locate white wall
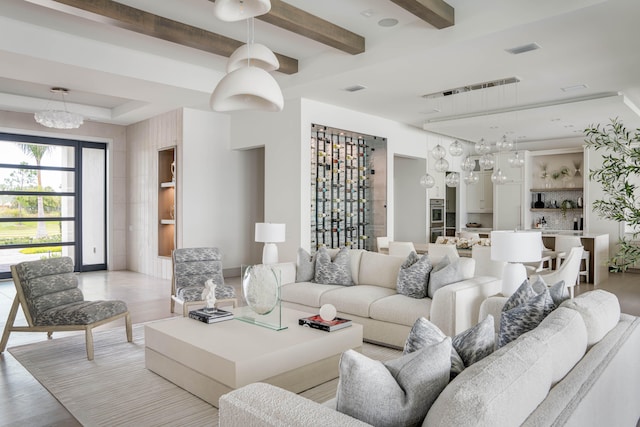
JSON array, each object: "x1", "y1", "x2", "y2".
[
  {"x1": 182, "y1": 108, "x2": 263, "y2": 269},
  {"x1": 230, "y1": 97, "x2": 432, "y2": 262},
  {"x1": 394, "y1": 156, "x2": 427, "y2": 242}
]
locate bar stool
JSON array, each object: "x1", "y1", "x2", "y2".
[{"x1": 555, "y1": 236, "x2": 590, "y2": 284}]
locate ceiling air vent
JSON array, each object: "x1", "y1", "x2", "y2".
[
  {"x1": 505, "y1": 42, "x2": 541, "y2": 55},
  {"x1": 422, "y1": 77, "x2": 521, "y2": 99},
  {"x1": 344, "y1": 84, "x2": 367, "y2": 92}
]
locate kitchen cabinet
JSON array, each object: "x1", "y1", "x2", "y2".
[{"x1": 467, "y1": 171, "x2": 493, "y2": 213}]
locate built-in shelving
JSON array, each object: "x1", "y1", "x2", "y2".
[
  {"x1": 158, "y1": 147, "x2": 176, "y2": 257},
  {"x1": 310, "y1": 124, "x2": 373, "y2": 252}
]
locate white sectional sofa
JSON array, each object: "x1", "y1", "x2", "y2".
[
  {"x1": 273, "y1": 249, "x2": 501, "y2": 348},
  {"x1": 219, "y1": 289, "x2": 640, "y2": 426}
]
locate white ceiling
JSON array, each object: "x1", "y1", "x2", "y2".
[{"x1": 1, "y1": 0, "x2": 640, "y2": 149}]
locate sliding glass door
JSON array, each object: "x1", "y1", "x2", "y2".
[{"x1": 0, "y1": 133, "x2": 106, "y2": 278}]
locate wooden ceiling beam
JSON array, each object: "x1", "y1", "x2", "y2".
[
  {"x1": 254, "y1": 0, "x2": 365, "y2": 55},
  {"x1": 31, "y1": 0, "x2": 299, "y2": 74},
  {"x1": 390, "y1": 0, "x2": 454, "y2": 29}
]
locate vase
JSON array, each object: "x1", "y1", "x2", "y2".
[
  {"x1": 534, "y1": 193, "x2": 545, "y2": 208},
  {"x1": 242, "y1": 264, "x2": 280, "y2": 315}
]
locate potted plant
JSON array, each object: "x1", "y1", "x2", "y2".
[{"x1": 584, "y1": 119, "x2": 640, "y2": 272}]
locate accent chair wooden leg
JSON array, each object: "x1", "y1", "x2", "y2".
[
  {"x1": 170, "y1": 297, "x2": 175, "y2": 313},
  {"x1": 125, "y1": 312, "x2": 133, "y2": 343},
  {"x1": 85, "y1": 328, "x2": 94, "y2": 361},
  {"x1": 0, "y1": 295, "x2": 20, "y2": 353}
]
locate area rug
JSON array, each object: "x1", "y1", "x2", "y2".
[{"x1": 9, "y1": 323, "x2": 402, "y2": 426}]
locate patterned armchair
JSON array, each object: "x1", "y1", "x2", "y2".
[
  {"x1": 171, "y1": 247, "x2": 237, "y2": 316},
  {"x1": 0, "y1": 257, "x2": 132, "y2": 360}
]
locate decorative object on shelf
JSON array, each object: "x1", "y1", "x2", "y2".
[
  {"x1": 573, "y1": 160, "x2": 582, "y2": 177},
  {"x1": 255, "y1": 222, "x2": 285, "y2": 264},
  {"x1": 238, "y1": 264, "x2": 287, "y2": 330},
  {"x1": 449, "y1": 140, "x2": 464, "y2": 157},
  {"x1": 212, "y1": 0, "x2": 271, "y2": 22},
  {"x1": 210, "y1": 11, "x2": 283, "y2": 112},
  {"x1": 584, "y1": 118, "x2": 640, "y2": 271},
  {"x1": 560, "y1": 199, "x2": 573, "y2": 218},
  {"x1": 534, "y1": 193, "x2": 545, "y2": 208},
  {"x1": 34, "y1": 87, "x2": 84, "y2": 129},
  {"x1": 171, "y1": 161, "x2": 176, "y2": 181},
  {"x1": 491, "y1": 230, "x2": 542, "y2": 297},
  {"x1": 201, "y1": 279, "x2": 217, "y2": 310}
]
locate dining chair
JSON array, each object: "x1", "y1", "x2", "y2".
[
  {"x1": 530, "y1": 246, "x2": 584, "y2": 298},
  {"x1": 388, "y1": 241, "x2": 416, "y2": 258},
  {"x1": 555, "y1": 236, "x2": 590, "y2": 284}
]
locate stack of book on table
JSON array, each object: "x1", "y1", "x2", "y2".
[
  {"x1": 189, "y1": 307, "x2": 233, "y2": 324},
  {"x1": 298, "y1": 314, "x2": 352, "y2": 332}
]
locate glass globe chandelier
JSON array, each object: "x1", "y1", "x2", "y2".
[
  {"x1": 463, "y1": 171, "x2": 479, "y2": 185},
  {"x1": 419, "y1": 174, "x2": 435, "y2": 188},
  {"x1": 34, "y1": 87, "x2": 84, "y2": 129},
  {"x1": 431, "y1": 144, "x2": 446, "y2": 160},
  {"x1": 496, "y1": 135, "x2": 514, "y2": 152},
  {"x1": 445, "y1": 171, "x2": 460, "y2": 187},
  {"x1": 491, "y1": 168, "x2": 508, "y2": 185},
  {"x1": 478, "y1": 153, "x2": 495, "y2": 170},
  {"x1": 474, "y1": 138, "x2": 490, "y2": 155},
  {"x1": 434, "y1": 158, "x2": 449, "y2": 173},
  {"x1": 449, "y1": 140, "x2": 464, "y2": 157},
  {"x1": 461, "y1": 156, "x2": 475, "y2": 172}
]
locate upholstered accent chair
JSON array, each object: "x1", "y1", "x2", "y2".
[
  {"x1": 531, "y1": 246, "x2": 584, "y2": 298},
  {"x1": 171, "y1": 247, "x2": 237, "y2": 316},
  {"x1": 0, "y1": 257, "x2": 132, "y2": 360}
]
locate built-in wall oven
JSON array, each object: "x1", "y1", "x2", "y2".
[{"x1": 430, "y1": 199, "x2": 444, "y2": 242}]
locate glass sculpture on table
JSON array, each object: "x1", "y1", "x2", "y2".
[{"x1": 236, "y1": 264, "x2": 287, "y2": 331}]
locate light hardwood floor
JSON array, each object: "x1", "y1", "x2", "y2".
[{"x1": 0, "y1": 270, "x2": 638, "y2": 426}]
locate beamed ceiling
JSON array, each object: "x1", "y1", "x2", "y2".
[{"x1": 1, "y1": 0, "x2": 640, "y2": 148}]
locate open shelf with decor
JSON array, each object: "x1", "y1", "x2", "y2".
[{"x1": 158, "y1": 146, "x2": 176, "y2": 257}]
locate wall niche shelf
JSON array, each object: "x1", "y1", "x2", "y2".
[{"x1": 158, "y1": 147, "x2": 176, "y2": 257}]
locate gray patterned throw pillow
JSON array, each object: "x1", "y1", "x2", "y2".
[
  {"x1": 295, "y1": 248, "x2": 315, "y2": 282},
  {"x1": 427, "y1": 256, "x2": 465, "y2": 298},
  {"x1": 397, "y1": 251, "x2": 433, "y2": 299},
  {"x1": 336, "y1": 338, "x2": 451, "y2": 427},
  {"x1": 314, "y1": 247, "x2": 352, "y2": 286},
  {"x1": 498, "y1": 288, "x2": 555, "y2": 348}
]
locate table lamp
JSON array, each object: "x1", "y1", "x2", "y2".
[
  {"x1": 490, "y1": 230, "x2": 542, "y2": 296},
  {"x1": 255, "y1": 223, "x2": 286, "y2": 264}
]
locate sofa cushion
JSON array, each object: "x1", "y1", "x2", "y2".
[
  {"x1": 315, "y1": 247, "x2": 352, "y2": 286},
  {"x1": 396, "y1": 251, "x2": 432, "y2": 299},
  {"x1": 524, "y1": 307, "x2": 587, "y2": 385},
  {"x1": 403, "y1": 317, "x2": 464, "y2": 377},
  {"x1": 295, "y1": 248, "x2": 316, "y2": 282},
  {"x1": 369, "y1": 294, "x2": 432, "y2": 327},
  {"x1": 425, "y1": 335, "x2": 553, "y2": 427},
  {"x1": 498, "y1": 288, "x2": 555, "y2": 347},
  {"x1": 357, "y1": 251, "x2": 404, "y2": 290},
  {"x1": 428, "y1": 256, "x2": 467, "y2": 298},
  {"x1": 280, "y1": 282, "x2": 344, "y2": 308},
  {"x1": 321, "y1": 285, "x2": 396, "y2": 318},
  {"x1": 336, "y1": 339, "x2": 451, "y2": 427},
  {"x1": 559, "y1": 289, "x2": 620, "y2": 346}
]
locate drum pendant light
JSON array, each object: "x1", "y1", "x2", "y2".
[
  {"x1": 213, "y1": 0, "x2": 271, "y2": 22},
  {"x1": 210, "y1": 66, "x2": 284, "y2": 112}
]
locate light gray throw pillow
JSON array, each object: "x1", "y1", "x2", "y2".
[
  {"x1": 427, "y1": 256, "x2": 465, "y2": 298},
  {"x1": 396, "y1": 251, "x2": 432, "y2": 299},
  {"x1": 404, "y1": 316, "x2": 495, "y2": 379},
  {"x1": 295, "y1": 247, "x2": 315, "y2": 282},
  {"x1": 314, "y1": 246, "x2": 352, "y2": 286},
  {"x1": 336, "y1": 338, "x2": 452, "y2": 427},
  {"x1": 498, "y1": 288, "x2": 555, "y2": 347}
]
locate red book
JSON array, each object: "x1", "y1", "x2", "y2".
[{"x1": 298, "y1": 314, "x2": 352, "y2": 332}]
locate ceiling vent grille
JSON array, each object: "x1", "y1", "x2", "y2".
[
  {"x1": 505, "y1": 43, "x2": 541, "y2": 55},
  {"x1": 422, "y1": 77, "x2": 521, "y2": 99},
  {"x1": 344, "y1": 84, "x2": 367, "y2": 92}
]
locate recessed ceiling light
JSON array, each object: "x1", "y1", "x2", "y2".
[
  {"x1": 378, "y1": 18, "x2": 398, "y2": 27},
  {"x1": 505, "y1": 43, "x2": 541, "y2": 55},
  {"x1": 489, "y1": 126, "x2": 499, "y2": 129},
  {"x1": 550, "y1": 118, "x2": 561, "y2": 122},
  {"x1": 361, "y1": 9, "x2": 375, "y2": 18},
  {"x1": 561, "y1": 84, "x2": 588, "y2": 92},
  {"x1": 344, "y1": 84, "x2": 367, "y2": 92}
]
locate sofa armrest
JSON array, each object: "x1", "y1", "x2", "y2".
[
  {"x1": 266, "y1": 262, "x2": 297, "y2": 285},
  {"x1": 430, "y1": 276, "x2": 502, "y2": 336},
  {"x1": 219, "y1": 382, "x2": 372, "y2": 427}
]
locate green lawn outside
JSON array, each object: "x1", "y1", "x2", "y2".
[{"x1": 0, "y1": 221, "x2": 62, "y2": 239}]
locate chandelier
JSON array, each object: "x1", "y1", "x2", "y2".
[{"x1": 34, "y1": 88, "x2": 84, "y2": 129}]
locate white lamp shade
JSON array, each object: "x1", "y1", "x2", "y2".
[
  {"x1": 212, "y1": 0, "x2": 271, "y2": 22},
  {"x1": 490, "y1": 230, "x2": 542, "y2": 263},
  {"x1": 227, "y1": 43, "x2": 279, "y2": 73},
  {"x1": 255, "y1": 223, "x2": 285, "y2": 243},
  {"x1": 210, "y1": 67, "x2": 284, "y2": 112}
]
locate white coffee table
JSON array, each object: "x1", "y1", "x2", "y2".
[{"x1": 144, "y1": 307, "x2": 363, "y2": 407}]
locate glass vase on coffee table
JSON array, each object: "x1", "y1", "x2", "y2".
[{"x1": 236, "y1": 264, "x2": 287, "y2": 331}]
